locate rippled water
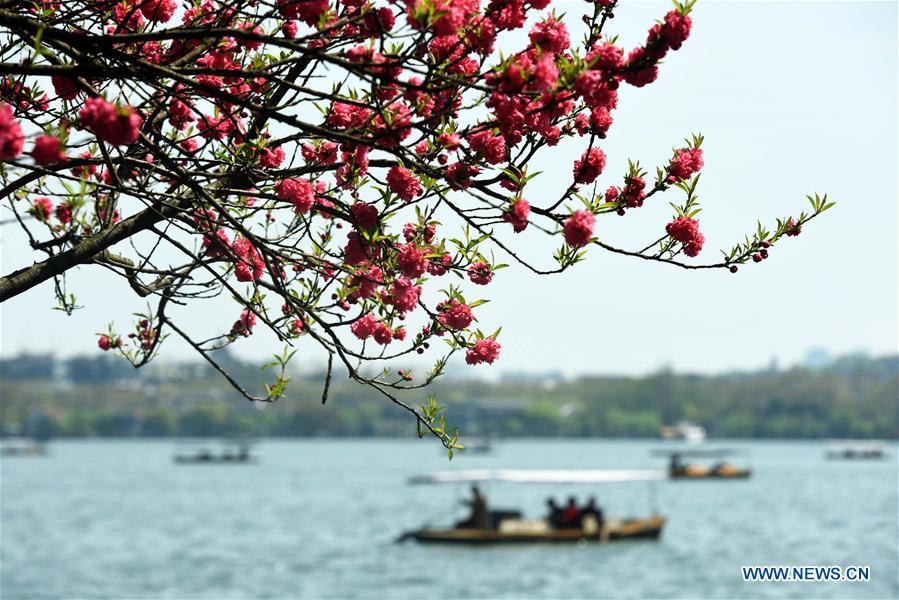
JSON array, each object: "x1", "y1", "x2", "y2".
[{"x1": 1, "y1": 439, "x2": 896, "y2": 599}]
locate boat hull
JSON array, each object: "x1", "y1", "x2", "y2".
[
  {"x1": 671, "y1": 469, "x2": 751, "y2": 480},
  {"x1": 403, "y1": 516, "x2": 665, "y2": 544}
]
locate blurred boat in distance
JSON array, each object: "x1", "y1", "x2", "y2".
[
  {"x1": 462, "y1": 436, "x2": 493, "y2": 455},
  {"x1": 651, "y1": 448, "x2": 752, "y2": 480},
  {"x1": 0, "y1": 438, "x2": 47, "y2": 457},
  {"x1": 825, "y1": 441, "x2": 887, "y2": 460},
  {"x1": 173, "y1": 439, "x2": 258, "y2": 464},
  {"x1": 660, "y1": 421, "x2": 707, "y2": 444},
  {"x1": 400, "y1": 469, "x2": 667, "y2": 544}
]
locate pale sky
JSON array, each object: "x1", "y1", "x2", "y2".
[{"x1": 1, "y1": 1, "x2": 896, "y2": 376}]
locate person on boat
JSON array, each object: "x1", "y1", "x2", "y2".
[
  {"x1": 545, "y1": 498, "x2": 563, "y2": 528},
  {"x1": 580, "y1": 496, "x2": 604, "y2": 532},
  {"x1": 559, "y1": 496, "x2": 581, "y2": 529},
  {"x1": 457, "y1": 485, "x2": 489, "y2": 529},
  {"x1": 669, "y1": 453, "x2": 686, "y2": 477}
]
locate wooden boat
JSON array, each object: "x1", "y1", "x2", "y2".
[
  {"x1": 660, "y1": 421, "x2": 707, "y2": 444},
  {"x1": 173, "y1": 440, "x2": 257, "y2": 464},
  {"x1": 404, "y1": 515, "x2": 665, "y2": 544},
  {"x1": 400, "y1": 469, "x2": 668, "y2": 545},
  {"x1": 651, "y1": 448, "x2": 752, "y2": 480},
  {"x1": 825, "y1": 442, "x2": 886, "y2": 460},
  {"x1": 0, "y1": 439, "x2": 46, "y2": 457}
]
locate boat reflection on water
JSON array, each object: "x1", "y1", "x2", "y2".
[
  {"x1": 173, "y1": 439, "x2": 258, "y2": 464},
  {"x1": 652, "y1": 448, "x2": 752, "y2": 480},
  {"x1": 399, "y1": 469, "x2": 667, "y2": 544}
]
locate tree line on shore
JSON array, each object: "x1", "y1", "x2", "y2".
[{"x1": 1, "y1": 352, "x2": 895, "y2": 440}]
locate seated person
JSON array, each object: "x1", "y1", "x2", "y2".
[
  {"x1": 669, "y1": 454, "x2": 686, "y2": 476},
  {"x1": 545, "y1": 498, "x2": 563, "y2": 529},
  {"x1": 456, "y1": 485, "x2": 489, "y2": 530},
  {"x1": 559, "y1": 496, "x2": 581, "y2": 529},
  {"x1": 580, "y1": 496, "x2": 604, "y2": 532}
]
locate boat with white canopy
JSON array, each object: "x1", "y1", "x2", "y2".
[{"x1": 398, "y1": 469, "x2": 667, "y2": 544}]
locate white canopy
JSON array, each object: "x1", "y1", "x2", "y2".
[{"x1": 408, "y1": 469, "x2": 667, "y2": 485}]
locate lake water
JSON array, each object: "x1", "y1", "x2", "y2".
[{"x1": 1, "y1": 440, "x2": 896, "y2": 599}]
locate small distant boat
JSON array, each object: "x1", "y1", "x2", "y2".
[
  {"x1": 464, "y1": 437, "x2": 493, "y2": 454},
  {"x1": 173, "y1": 440, "x2": 257, "y2": 464},
  {"x1": 651, "y1": 448, "x2": 752, "y2": 480},
  {"x1": 660, "y1": 422, "x2": 707, "y2": 444},
  {"x1": 0, "y1": 438, "x2": 47, "y2": 457},
  {"x1": 825, "y1": 441, "x2": 886, "y2": 460},
  {"x1": 400, "y1": 469, "x2": 668, "y2": 544}
]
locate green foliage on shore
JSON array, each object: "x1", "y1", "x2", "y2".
[{"x1": 1, "y1": 353, "x2": 895, "y2": 440}]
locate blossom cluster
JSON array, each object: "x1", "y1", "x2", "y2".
[{"x1": 0, "y1": 0, "x2": 825, "y2": 423}]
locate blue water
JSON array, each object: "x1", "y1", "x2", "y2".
[{"x1": 1, "y1": 440, "x2": 896, "y2": 599}]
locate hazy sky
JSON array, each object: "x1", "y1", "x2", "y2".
[{"x1": 1, "y1": 1, "x2": 896, "y2": 376}]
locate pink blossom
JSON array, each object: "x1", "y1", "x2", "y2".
[
  {"x1": 573, "y1": 71, "x2": 618, "y2": 110},
  {"x1": 466, "y1": 338, "x2": 501, "y2": 365},
  {"x1": 445, "y1": 161, "x2": 479, "y2": 189},
  {"x1": 468, "y1": 262, "x2": 493, "y2": 285},
  {"x1": 275, "y1": 178, "x2": 315, "y2": 213},
  {"x1": 573, "y1": 147, "x2": 606, "y2": 184},
  {"x1": 387, "y1": 165, "x2": 422, "y2": 202},
  {"x1": 663, "y1": 10, "x2": 692, "y2": 51},
  {"x1": 586, "y1": 41, "x2": 625, "y2": 72},
  {"x1": 0, "y1": 103, "x2": 24, "y2": 160},
  {"x1": 529, "y1": 18, "x2": 569, "y2": 54},
  {"x1": 396, "y1": 243, "x2": 428, "y2": 278},
  {"x1": 467, "y1": 130, "x2": 506, "y2": 165},
  {"x1": 55, "y1": 202, "x2": 72, "y2": 224},
  {"x1": 437, "y1": 299, "x2": 473, "y2": 331},
  {"x1": 350, "y1": 313, "x2": 378, "y2": 339},
  {"x1": 563, "y1": 210, "x2": 595, "y2": 247},
  {"x1": 683, "y1": 232, "x2": 704, "y2": 257},
  {"x1": 427, "y1": 252, "x2": 453, "y2": 276},
  {"x1": 259, "y1": 146, "x2": 285, "y2": 168},
  {"x1": 202, "y1": 230, "x2": 231, "y2": 258},
  {"x1": 387, "y1": 276, "x2": 422, "y2": 314},
  {"x1": 666, "y1": 147, "x2": 704, "y2": 183},
  {"x1": 31, "y1": 197, "x2": 53, "y2": 222},
  {"x1": 79, "y1": 97, "x2": 142, "y2": 146},
  {"x1": 232, "y1": 237, "x2": 265, "y2": 281},
  {"x1": 372, "y1": 322, "x2": 394, "y2": 345},
  {"x1": 98, "y1": 334, "x2": 120, "y2": 351},
  {"x1": 51, "y1": 76, "x2": 79, "y2": 100},
  {"x1": 503, "y1": 198, "x2": 530, "y2": 233},
  {"x1": 282, "y1": 20, "x2": 299, "y2": 38},
  {"x1": 31, "y1": 135, "x2": 67, "y2": 166},
  {"x1": 278, "y1": 0, "x2": 329, "y2": 25},
  {"x1": 290, "y1": 318, "x2": 305, "y2": 335},
  {"x1": 168, "y1": 96, "x2": 195, "y2": 130},
  {"x1": 530, "y1": 54, "x2": 559, "y2": 92},
  {"x1": 665, "y1": 216, "x2": 704, "y2": 257},
  {"x1": 344, "y1": 231, "x2": 377, "y2": 265},
  {"x1": 302, "y1": 141, "x2": 338, "y2": 165},
  {"x1": 623, "y1": 48, "x2": 659, "y2": 87},
  {"x1": 350, "y1": 201, "x2": 379, "y2": 231},
  {"x1": 230, "y1": 309, "x2": 256, "y2": 337},
  {"x1": 139, "y1": 0, "x2": 177, "y2": 22}
]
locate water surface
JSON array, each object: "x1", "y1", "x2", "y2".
[{"x1": 1, "y1": 439, "x2": 896, "y2": 599}]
